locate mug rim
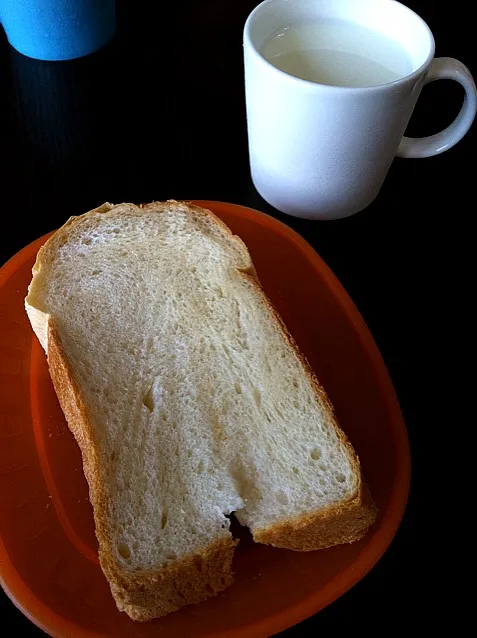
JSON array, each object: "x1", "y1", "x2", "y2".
[{"x1": 243, "y1": 0, "x2": 436, "y2": 92}]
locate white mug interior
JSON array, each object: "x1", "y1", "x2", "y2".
[{"x1": 246, "y1": 0, "x2": 435, "y2": 85}]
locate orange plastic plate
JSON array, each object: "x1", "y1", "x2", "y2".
[{"x1": 0, "y1": 201, "x2": 410, "y2": 637}]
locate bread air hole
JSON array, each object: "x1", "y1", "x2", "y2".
[
  {"x1": 143, "y1": 385, "x2": 155, "y2": 411},
  {"x1": 310, "y1": 447, "x2": 321, "y2": 460},
  {"x1": 161, "y1": 509, "x2": 168, "y2": 529},
  {"x1": 118, "y1": 543, "x2": 131, "y2": 560},
  {"x1": 276, "y1": 490, "x2": 288, "y2": 505},
  {"x1": 335, "y1": 473, "x2": 346, "y2": 483}
]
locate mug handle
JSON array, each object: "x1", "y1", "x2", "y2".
[{"x1": 397, "y1": 57, "x2": 477, "y2": 158}]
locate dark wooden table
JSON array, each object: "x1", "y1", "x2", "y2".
[{"x1": 1, "y1": 1, "x2": 474, "y2": 635}]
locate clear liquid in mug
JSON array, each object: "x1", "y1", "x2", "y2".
[{"x1": 261, "y1": 20, "x2": 414, "y2": 88}]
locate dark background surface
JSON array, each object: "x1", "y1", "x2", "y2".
[{"x1": 0, "y1": 0, "x2": 474, "y2": 635}]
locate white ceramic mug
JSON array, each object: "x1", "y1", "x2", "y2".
[{"x1": 243, "y1": 0, "x2": 477, "y2": 220}]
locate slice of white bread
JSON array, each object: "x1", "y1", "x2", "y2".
[{"x1": 25, "y1": 201, "x2": 377, "y2": 621}]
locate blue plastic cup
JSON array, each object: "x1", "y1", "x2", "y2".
[{"x1": 0, "y1": 0, "x2": 116, "y2": 61}]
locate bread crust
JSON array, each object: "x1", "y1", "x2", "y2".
[{"x1": 253, "y1": 484, "x2": 377, "y2": 550}]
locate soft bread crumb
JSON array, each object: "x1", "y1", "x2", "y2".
[{"x1": 25, "y1": 201, "x2": 377, "y2": 620}]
